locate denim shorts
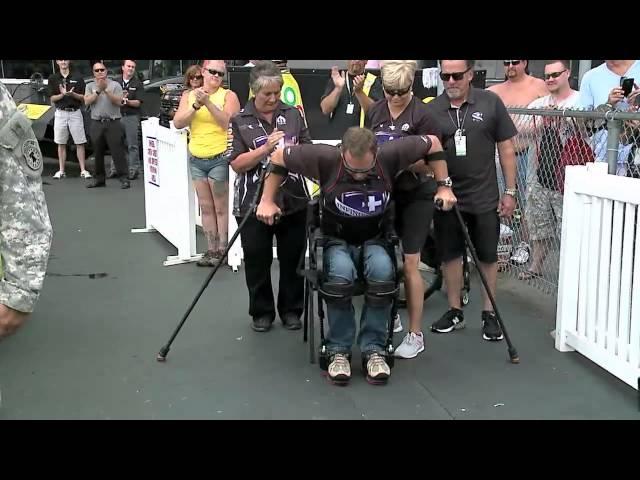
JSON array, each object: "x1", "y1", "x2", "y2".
[{"x1": 189, "y1": 152, "x2": 229, "y2": 182}]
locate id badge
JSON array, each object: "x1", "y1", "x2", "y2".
[
  {"x1": 346, "y1": 103, "x2": 355, "y2": 115},
  {"x1": 454, "y1": 130, "x2": 467, "y2": 157}
]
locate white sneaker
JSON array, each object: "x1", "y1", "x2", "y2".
[
  {"x1": 394, "y1": 331, "x2": 425, "y2": 359},
  {"x1": 393, "y1": 313, "x2": 403, "y2": 333},
  {"x1": 53, "y1": 170, "x2": 66, "y2": 179},
  {"x1": 327, "y1": 353, "x2": 351, "y2": 385},
  {"x1": 510, "y1": 242, "x2": 530, "y2": 265},
  {"x1": 418, "y1": 261, "x2": 436, "y2": 273},
  {"x1": 80, "y1": 170, "x2": 93, "y2": 179},
  {"x1": 365, "y1": 353, "x2": 390, "y2": 384}
]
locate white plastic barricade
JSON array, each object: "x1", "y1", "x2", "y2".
[
  {"x1": 555, "y1": 162, "x2": 640, "y2": 390},
  {"x1": 132, "y1": 117, "x2": 202, "y2": 266},
  {"x1": 226, "y1": 139, "x2": 340, "y2": 272}
]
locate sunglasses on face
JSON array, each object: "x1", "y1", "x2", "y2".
[
  {"x1": 544, "y1": 70, "x2": 567, "y2": 80},
  {"x1": 439, "y1": 68, "x2": 471, "y2": 82},
  {"x1": 384, "y1": 86, "x2": 411, "y2": 97},
  {"x1": 192, "y1": 75, "x2": 203, "y2": 81},
  {"x1": 503, "y1": 60, "x2": 521, "y2": 66},
  {"x1": 205, "y1": 68, "x2": 225, "y2": 78},
  {"x1": 94, "y1": 68, "x2": 106, "y2": 72}
]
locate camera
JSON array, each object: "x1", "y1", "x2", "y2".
[{"x1": 620, "y1": 77, "x2": 634, "y2": 97}]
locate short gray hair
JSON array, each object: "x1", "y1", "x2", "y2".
[{"x1": 249, "y1": 61, "x2": 284, "y2": 94}]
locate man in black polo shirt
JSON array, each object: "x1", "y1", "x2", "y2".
[
  {"x1": 320, "y1": 60, "x2": 383, "y2": 139},
  {"x1": 424, "y1": 60, "x2": 518, "y2": 342},
  {"x1": 109, "y1": 59, "x2": 144, "y2": 180},
  {"x1": 47, "y1": 60, "x2": 90, "y2": 179}
]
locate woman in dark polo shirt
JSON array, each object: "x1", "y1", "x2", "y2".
[
  {"x1": 365, "y1": 60, "x2": 444, "y2": 359},
  {"x1": 229, "y1": 61, "x2": 312, "y2": 333}
]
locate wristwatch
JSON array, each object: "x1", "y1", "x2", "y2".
[
  {"x1": 436, "y1": 177, "x2": 452, "y2": 188},
  {"x1": 192, "y1": 103, "x2": 201, "y2": 111},
  {"x1": 504, "y1": 188, "x2": 517, "y2": 197}
]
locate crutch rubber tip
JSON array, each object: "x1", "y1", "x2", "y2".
[
  {"x1": 156, "y1": 354, "x2": 167, "y2": 362},
  {"x1": 509, "y1": 355, "x2": 520, "y2": 364}
]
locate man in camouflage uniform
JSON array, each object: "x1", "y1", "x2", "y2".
[{"x1": 0, "y1": 82, "x2": 52, "y2": 340}]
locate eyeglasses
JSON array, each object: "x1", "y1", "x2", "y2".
[
  {"x1": 544, "y1": 70, "x2": 567, "y2": 80},
  {"x1": 503, "y1": 60, "x2": 521, "y2": 66},
  {"x1": 384, "y1": 86, "x2": 411, "y2": 97},
  {"x1": 192, "y1": 75, "x2": 203, "y2": 81},
  {"x1": 439, "y1": 68, "x2": 471, "y2": 82},
  {"x1": 205, "y1": 68, "x2": 225, "y2": 78},
  {"x1": 94, "y1": 68, "x2": 106, "y2": 72}
]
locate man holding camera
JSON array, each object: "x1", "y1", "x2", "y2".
[{"x1": 578, "y1": 60, "x2": 640, "y2": 176}]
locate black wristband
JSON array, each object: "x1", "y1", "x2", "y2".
[
  {"x1": 266, "y1": 162, "x2": 289, "y2": 176},
  {"x1": 426, "y1": 150, "x2": 446, "y2": 162}
]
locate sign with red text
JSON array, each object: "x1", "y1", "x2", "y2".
[{"x1": 146, "y1": 137, "x2": 160, "y2": 187}]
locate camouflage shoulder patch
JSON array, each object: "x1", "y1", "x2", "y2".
[{"x1": 22, "y1": 138, "x2": 43, "y2": 173}]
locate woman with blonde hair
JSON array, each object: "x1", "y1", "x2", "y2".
[
  {"x1": 174, "y1": 60, "x2": 240, "y2": 266},
  {"x1": 365, "y1": 60, "x2": 449, "y2": 359}
]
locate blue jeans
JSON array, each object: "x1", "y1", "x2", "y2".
[{"x1": 323, "y1": 240, "x2": 394, "y2": 355}]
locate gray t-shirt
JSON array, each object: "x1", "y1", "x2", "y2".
[{"x1": 85, "y1": 79, "x2": 123, "y2": 120}]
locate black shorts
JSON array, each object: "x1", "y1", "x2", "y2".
[
  {"x1": 394, "y1": 180, "x2": 436, "y2": 255},
  {"x1": 434, "y1": 209, "x2": 500, "y2": 264}
]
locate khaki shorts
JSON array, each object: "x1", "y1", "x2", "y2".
[
  {"x1": 54, "y1": 109, "x2": 87, "y2": 145},
  {"x1": 525, "y1": 181, "x2": 563, "y2": 242}
]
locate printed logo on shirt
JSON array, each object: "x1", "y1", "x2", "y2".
[
  {"x1": 472, "y1": 112, "x2": 484, "y2": 122},
  {"x1": 276, "y1": 115, "x2": 286, "y2": 126},
  {"x1": 401, "y1": 123, "x2": 410, "y2": 131}
]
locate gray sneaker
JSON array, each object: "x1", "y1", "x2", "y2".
[
  {"x1": 394, "y1": 331, "x2": 425, "y2": 359},
  {"x1": 365, "y1": 352, "x2": 390, "y2": 385},
  {"x1": 197, "y1": 250, "x2": 220, "y2": 267}
]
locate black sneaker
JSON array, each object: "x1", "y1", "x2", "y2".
[
  {"x1": 431, "y1": 308, "x2": 465, "y2": 333},
  {"x1": 481, "y1": 311, "x2": 504, "y2": 341},
  {"x1": 251, "y1": 315, "x2": 273, "y2": 332}
]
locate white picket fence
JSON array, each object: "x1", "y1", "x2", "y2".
[
  {"x1": 132, "y1": 118, "x2": 202, "y2": 266},
  {"x1": 555, "y1": 163, "x2": 640, "y2": 391}
]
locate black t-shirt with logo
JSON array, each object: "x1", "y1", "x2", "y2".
[
  {"x1": 425, "y1": 87, "x2": 517, "y2": 214},
  {"x1": 321, "y1": 72, "x2": 383, "y2": 140},
  {"x1": 229, "y1": 100, "x2": 312, "y2": 217},
  {"x1": 47, "y1": 72, "x2": 85, "y2": 109},
  {"x1": 118, "y1": 74, "x2": 144, "y2": 116},
  {"x1": 366, "y1": 95, "x2": 442, "y2": 193}
]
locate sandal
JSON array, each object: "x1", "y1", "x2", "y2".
[{"x1": 518, "y1": 270, "x2": 541, "y2": 280}]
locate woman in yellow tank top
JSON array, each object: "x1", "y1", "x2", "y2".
[{"x1": 174, "y1": 60, "x2": 240, "y2": 266}]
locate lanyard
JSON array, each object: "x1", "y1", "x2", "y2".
[
  {"x1": 345, "y1": 73, "x2": 354, "y2": 101},
  {"x1": 448, "y1": 104, "x2": 469, "y2": 134}
]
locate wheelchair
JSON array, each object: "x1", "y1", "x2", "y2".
[
  {"x1": 395, "y1": 226, "x2": 472, "y2": 309},
  {"x1": 298, "y1": 198, "x2": 402, "y2": 371}
]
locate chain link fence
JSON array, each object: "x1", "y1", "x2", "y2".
[{"x1": 495, "y1": 107, "x2": 640, "y2": 295}]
